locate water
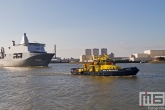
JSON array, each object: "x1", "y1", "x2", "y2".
[{"x1": 0, "y1": 63, "x2": 165, "y2": 110}]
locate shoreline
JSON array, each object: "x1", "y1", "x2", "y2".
[
  {"x1": 69, "y1": 61, "x2": 140, "y2": 64},
  {"x1": 148, "y1": 61, "x2": 165, "y2": 63},
  {"x1": 50, "y1": 61, "x2": 165, "y2": 64}
]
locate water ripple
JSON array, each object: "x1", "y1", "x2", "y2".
[{"x1": 0, "y1": 63, "x2": 165, "y2": 110}]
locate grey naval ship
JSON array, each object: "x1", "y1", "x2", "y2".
[{"x1": 0, "y1": 33, "x2": 54, "y2": 67}]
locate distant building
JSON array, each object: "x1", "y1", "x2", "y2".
[
  {"x1": 85, "y1": 49, "x2": 91, "y2": 55},
  {"x1": 101, "y1": 48, "x2": 107, "y2": 55},
  {"x1": 129, "y1": 50, "x2": 165, "y2": 61},
  {"x1": 129, "y1": 53, "x2": 152, "y2": 61},
  {"x1": 70, "y1": 58, "x2": 80, "y2": 62},
  {"x1": 112, "y1": 57, "x2": 129, "y2": 61},
  {"x1": 93, "y1": 48, "x2": 99, "y2": 55},
  {"x1": 80, "y1": 55, "x2": 85, "y2": 62},
  {"x1": 80, "y1": 55, "x2": 93, "y2": 62},
  {"x1": 154, "y1": 56, "x2": 165, "y2": 61},
  {"x1": 109, "y1": 53, "x2": 114, "y2": 58},
  {"x1": 144, "y1": 50, "x2": 165, "y2": 58},
  {"x1": 51, "y1": 57, "x2": 61, "y2": 62}
]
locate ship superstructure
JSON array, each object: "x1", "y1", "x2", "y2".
[{"x1": 0, "y1": 33, "x2": 54, "y2": 67}]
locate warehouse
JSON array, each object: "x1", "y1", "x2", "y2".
[{"x1": 129, "y1": 50, "x2": 165, "y2": 61}]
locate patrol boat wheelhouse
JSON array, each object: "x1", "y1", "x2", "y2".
[{"x1": 0, "y1": 33, "x2": 54, "y2": 67}]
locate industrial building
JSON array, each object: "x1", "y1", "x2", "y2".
[
  {"x1": 80, "y1": 55, "x2": 93, "y2": 62},
  {"x1": 144, "y1": 50, "x2": 165, "y2": 58},
  {"x1": 109, "y1": 53, "x2": 114, "y2": 58},
  {"x1": 130, "y1": 50, "x2": 165, "y2": 61},
  {"x1": 101, "y1": 48, "x2": 107, "y2": 55},
  {"x1": 80, "y1": 48, "x2": 132, "y2": 62},
  {"x1": 85, "y1": 49, "x2": 91, "y2": 55},
  {"x1": 80, "y1": 48, "x2": 101, "y2": 62},
  {"x1": 154, "y1": 56, "x2": 165, "y2": 61},
  {"x1": 81, "y1": 48, "x2": 97, "y2": 62},
  {"x1": 93, "y1": 48, "x2": 99, "y2": 55},
  {"x1": 129, "y1": 53, "x2": 152, "y2": 61}
]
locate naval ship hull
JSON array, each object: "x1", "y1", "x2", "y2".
[
  {"x1": 71, "y1": 67, "x2": 139, "y2": 76},
  {"x1": 0, "y1": 53, "x2": 54, "y2": 67}
]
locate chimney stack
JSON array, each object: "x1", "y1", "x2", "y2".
[{"x1": 54, "y1": 45, "x2": 56, "y2": 58}]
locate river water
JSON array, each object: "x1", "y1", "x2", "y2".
[{"x1": 0, "y1": 63, "x2": 165, "y2": 110}]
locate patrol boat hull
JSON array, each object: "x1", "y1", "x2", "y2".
[{"x1": 71, "y1": 67, "x2": 139, "y2": 76}]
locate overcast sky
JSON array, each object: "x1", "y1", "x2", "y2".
[{"x1": 0, "y1": 0, "x2": 165, "y2": 58}]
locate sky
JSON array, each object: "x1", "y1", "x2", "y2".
[{"x1": 0, "y1": 0, "x2": 165, "y2": 58}]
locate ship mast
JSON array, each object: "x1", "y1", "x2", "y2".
[{"x1": 20, "y1": 33, "x2": 29, "y2": 45}]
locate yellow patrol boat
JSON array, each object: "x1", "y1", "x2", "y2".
[{"x1": 70, "y1": 54, "x2": 139, "y2": 76}]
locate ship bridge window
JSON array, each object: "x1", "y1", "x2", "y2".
[{"x1": 13, "y1": 53, "x2": 22, "y2": 59}]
